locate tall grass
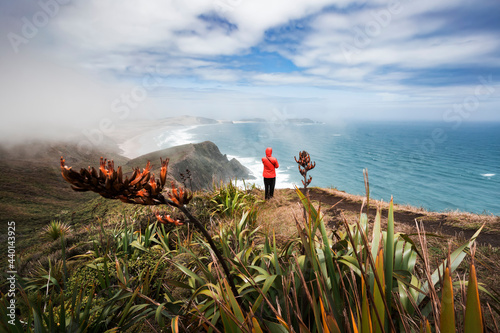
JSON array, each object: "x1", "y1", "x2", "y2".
[
  {"x1": 166, "y1": 187, "x2": 495, "y2": 332},
  {"x1": 3, "y1": 174, "x2": 498, "y2": 332}
]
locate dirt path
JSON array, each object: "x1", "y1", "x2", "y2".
[{"x1": 305, "y1": 188, "x2": 500, "y2": 248}]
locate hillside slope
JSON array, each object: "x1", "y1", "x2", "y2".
[
  {"x1": 127, "y1": 141, "x2": 252, "y2": 190},
  {"x1": 0, "y1": 139, "x2": 251, "y2": 250}
]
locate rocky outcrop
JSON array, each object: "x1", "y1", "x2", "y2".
[
  {"x1": 0, "y1": 139, "x2": 251, "y2": 227},
  {"x1": 126, "y1": 141, "x2": 252, "y2": 190}
]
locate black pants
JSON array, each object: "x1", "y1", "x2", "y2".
[{"x1": 264, "y1": 177, "x2": 276, "y2": 199}]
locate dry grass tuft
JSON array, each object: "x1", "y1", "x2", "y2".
[
  {"x1": 257, "y1": 191, "x2": 302, "y2": 240},
  {"x1": 321, "y1": 187, "x2": 499, "y2": 233}
]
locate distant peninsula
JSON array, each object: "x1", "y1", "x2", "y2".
[
  {"x1": 103, "y1": 115, "x2": 321, "y2": 158},
  {"x1": 236, "y1": 117, "x2": 317, "y2": 124}
]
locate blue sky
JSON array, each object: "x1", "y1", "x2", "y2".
[{"x1": 1, "y1": 0, "x2": 500, "y2": 139}]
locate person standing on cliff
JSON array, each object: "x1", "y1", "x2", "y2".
[{"x1": 262, "y1": 147, "x2": 279, "y2": 200}]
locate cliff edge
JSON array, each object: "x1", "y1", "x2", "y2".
[{"x1": 127, "y1": 141, "x2": 252, "y2": 190}]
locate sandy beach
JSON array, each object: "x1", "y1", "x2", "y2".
[{"x1": 106, "y1": 116, "x2": 221, "y2": 158}]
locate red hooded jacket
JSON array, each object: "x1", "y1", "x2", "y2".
[{"x1": 262, "y1": 147, "x2": 279, "y2": 178}]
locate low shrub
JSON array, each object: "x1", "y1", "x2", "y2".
[{"x1": 44, "y1": 220, "x2": 71, "y2": 241}]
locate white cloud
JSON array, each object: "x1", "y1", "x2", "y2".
[
  {"x1": 41, "y1": 0, "x2": 500, "y2": 88},
  {"x1": 49, "y1": 0, "x2": 334, "y2": 60},
  {"x1": 1, "y1": 0, "x2": 498, "y2": 131}
]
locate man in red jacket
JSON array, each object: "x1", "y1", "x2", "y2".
[{"x1": 262, "y1": 147, "x2": 279, "y2": 200}]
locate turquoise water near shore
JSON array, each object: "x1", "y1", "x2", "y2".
[{"x1": 158, "y1": 121, "x2": 500, "y2": 215}]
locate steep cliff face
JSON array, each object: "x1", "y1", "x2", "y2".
[
  {"x1": 127, "y1": 141, "x2": 252, "y2": 190},
  {"x1": 0, "y1": 140, "x2": 251, "y2": 230}
]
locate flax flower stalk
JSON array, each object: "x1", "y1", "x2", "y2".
[{"x1": 60, "y1": 156, "x2": 240, "y2": 303}]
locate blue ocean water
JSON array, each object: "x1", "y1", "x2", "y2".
[{"x1": 158, "y1": 121, "x2": 500, "y2": 215}]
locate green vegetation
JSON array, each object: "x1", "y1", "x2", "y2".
[
  {"x1": 44, "y1": 220, "x2": 71, "y2": 241},
  {"x1": 210, "y1": 180, "x2": 260, "y2": 218},
  {"x1": 1, "y1": 151, "x2": 499, "y2": 332},
  {"x1": 2, "y1": 181, "x2": 498, "y2": 332}
]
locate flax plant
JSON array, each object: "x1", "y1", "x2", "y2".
[
  {"x1": 60, "y1": 156, "x2": 240, "y2": 301},
  {"x1": 294, "y1": 150, "x2": 316, "y2": 196},
  {"x1": 5, "y1": 155, "x2": 495, "y2": 332},
  {"x1": 183, "y1": 186, "x2": 491, "y2": 332}
]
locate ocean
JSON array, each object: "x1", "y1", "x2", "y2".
[{"x1": 152, "y1": 121, "x2": 500, "y2": 215}]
